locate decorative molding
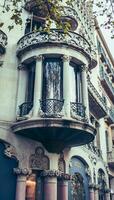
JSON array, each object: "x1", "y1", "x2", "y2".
[
  {"x1": 63, "y1": 55, "x2": 70, "y2": 62},
  {"x1": 4, "y1": 144, "x2": 17, "y2": 159},
  {"x1": 58, "y1": 152, "x2": 66, "y2": 173},
  {"x1": 35, "y1": 55, "x2": 42, "y2": 61},
  {"x1": 18, "y1": 63, "x2": 26, "y2": 70},
  {"x1": 40, "y1": 170, "x2": 71, "y2": 180},
  {"x1": 14, "y1": 168, "x2": 31, "y2": 176},
  {"x1": 16, "y1": 30, "x2": 91, "y2": 59},
  {"x1": 29, "y1": 146, "x2": 49, "y2": 170}
]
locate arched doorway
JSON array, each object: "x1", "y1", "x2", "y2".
[
  {"x1": 0, "y1": 142, "x2": 18, "y2": 200},
  {"x1": 98, "y1": 169, "x2": 106, "y2": 200},
  {"x1": 69, "y1": 157, "x2": 89, "y2": 200}
]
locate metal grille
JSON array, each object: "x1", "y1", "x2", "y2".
[
  {"x1": 40, "y1": 99, "x2": 64, "y2": 117},
  {"x1": 70, "y1": 102, "x2": 85, "y2": 118},
  {"x1": 19, "y1": 102, "x2": 33, "y2": 117}
]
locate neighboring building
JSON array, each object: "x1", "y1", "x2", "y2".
[
  {"x1": 95, "y1": 20, "x2": 114, "y2": 200},
  {"x1": 0, "y1": 0, "x2": 113, "y2": 200}
]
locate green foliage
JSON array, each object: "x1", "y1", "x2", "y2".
[{"x1": 0, "y1": 0, "x2": 114, "y2": 37}]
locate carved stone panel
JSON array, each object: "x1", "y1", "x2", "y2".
[
  {"x1": 29, "y1": 147, "x2": 49, "y2": 170},
  {"x1": 58, "y1": 152, "x2": 66, "y2": 173}
]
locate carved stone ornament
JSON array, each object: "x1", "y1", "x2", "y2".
[
  {"x1": 4, "y1": 144, "x2": 17, "y2": 159},
  {"x1": 14, "y1": 168, "x2": 32, "y2": 176},
  {"x1": 29, "y1": 147, "x2": 49, "y2": 170},
  {"x1": 40, "y1": 170, "x2": 71, "y2": 180},
  {"x1": 58, "y1": 152, "x2": 66, "y2": 173}
]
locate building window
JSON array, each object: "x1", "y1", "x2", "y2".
[
  {"x1": 71, "y1": 173, "x2": 85, "y2": 200},
  {"x1": 26, "y1": 62, "x2": 35, "y2": 103},
  {"x1": 69, "y1": 62, "x2": 83, "y2": 103},
  {"x1": 98, "y1": 169, "x2": 106, "y2": 200},
  {"x1": 105, "y1": 130, "x2": 109, "y2": 152},
  {"x1": 41, "y1": 57, "x2": 63, "y2": 114},
  {"x1": 42, "y1": 57, "x2": 63, "y2": 100},
  {"x1": 25, "y1": 16, "x2": 45, "y2": 34}
]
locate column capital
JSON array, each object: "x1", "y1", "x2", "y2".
[
  {"x1": 89, "y1": 183, "x2": 95, "y2": 189},
  {"x1": 63, "y1": 55, "x2": 71, "y2": 62},
  {"x1": 18, "y1": 63, "x2": 26, "y2": 70},
  {"x1": 94, "y1": 184, "x2": 100, "y2": 190},
  {"x1": 14, "y1": 168, "x2": 32, "y2": 176},
  {"x1": 35, "y1": 55, "x2": 42, "y2": 61},
  {"x1": 40, "y1": 170, "x2": 71, "y2": 180},
  {"x1": 81, "y1": 64, "x2": 88, "y2": 72}
]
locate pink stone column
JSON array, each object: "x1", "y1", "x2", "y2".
[
  {"x1": 105, "y1": 192, "x2": 110, "y2": 200},
  {"x1": 44, "y1": 176, "x2": 57, "y2": 200},
  {"x1": 94, "y1": 185, "x2": 99, "y2": 200},
  {"x1": 14, "y1": 168, "x2": 31, "y2": 200},
  {"x1": 57, "y1": 180, "x2": 68, "y2": 200},
  {"x1": 89, "y1": 184, "x2": 95, "y2": 200}
]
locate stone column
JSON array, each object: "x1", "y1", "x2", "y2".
[
  {"x1": 33, "y1": 55, "x2": 42, "y2": 117},
  {"x1": 81, "y1": 67, "x2": 89, "y2": 121},
  {"x1": 105, "y1": 190, "x2": 111, "y2": 200},
  {"x1": 57, "y1": 174, "x2": 70, "y2": 200},
  {"x1": 41, "y1": 170, "x2": 58, "y2": 200},
  {"x1": 14, "y1": 168, "x2": 31, "y2": 200},
  {"x1": 89, "y1": 184, "x2": 95, "y2": 200},
  {"x1": 63, "y1": 55, "x2": 71, "y2": 118},
  {"x1": 94, "y1": 185, "x2": 99, "y2": 200}
]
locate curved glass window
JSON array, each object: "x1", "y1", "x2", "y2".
[
  {"x1": 69, "y1": 63, "x2": 83, "y2": 103},
  {"x1": 42, "y1": 58, "x2": 63, "y2": 100}
]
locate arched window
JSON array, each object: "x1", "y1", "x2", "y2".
[
  {"x1": 98, "y1": 169, "x2": 106, "y2": 200},
  {"x1": 71, "y1": 173, "x2": 85, "y2": 200},
  {"x1": 69, "y1": 157, "x2": 89, "y2": 200}
]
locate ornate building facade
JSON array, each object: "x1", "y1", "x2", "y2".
[{"x1": 0, "y1": 0, "x2": 113, "y2": 199}]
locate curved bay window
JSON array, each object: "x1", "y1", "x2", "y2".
[
  {"x1": 98, "y1": 169, "x2": 106, "y2": 200},
  {"x1": 41, "y1": 57, "x2": 63, "y2": 116},
  {"x1": 69, "y1": 62, "x2": 85, "y2": 118}
]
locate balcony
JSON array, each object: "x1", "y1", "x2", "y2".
[
  {"x1": 87, "y1": 76, "x2": 107, "y2": 119},
  {"x1": 105, "y1": 107, "x2": 114, "y2": 125},
  {"x1": 100, "y1": 66, "x2": 114, "y2": 103},
  {"x1": 0, "y1": 30, "x2": 7, "y2": 54},
  {"x1": 24, "y1": 0, "x2": 78, "y2": 30},
  {"x1": 16, "y1": 29, "x2": 97, "y2": 68},
  {"x1": 12, "y1": 99, "x2": 96, "y2": 153},
  {"x1": 108, "y1": 148, "x2": 114, "y2": 169}
]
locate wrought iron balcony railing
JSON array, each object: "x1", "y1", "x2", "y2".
[
  {"x1": 70, "y1": 102, "x2": 86, "y2": 119},
  {"x1": 17, "y1": 29, "x2": 91, "y2": 56},
  {"x1": 40, "y1": 99, "x2": 64, "y2": 118},
  {"x1": 0, "y1": 30, "x2": 7, "y2": 54},
  {"x1": 87, "y1": 75, "x2": 107, "y2": 111},
  {"x1": 100, "y1": 66, "x2": 114, "y2": 97},
  {"x1": 19, "y1": 102, "x2": 33, "y2": 117}
]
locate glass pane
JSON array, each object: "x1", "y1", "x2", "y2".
[{"x1": 42, "y1": 58, "x2": 63, "y2": 100}]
